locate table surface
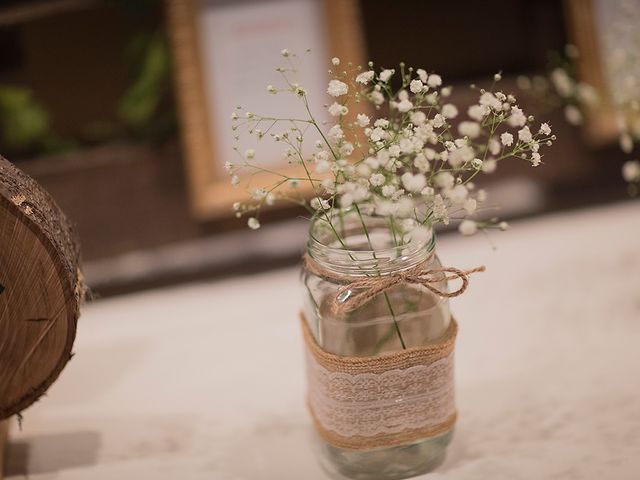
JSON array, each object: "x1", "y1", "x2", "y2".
[{"x1": 5, "y1": 201, "x2": 640, "y2": 480}]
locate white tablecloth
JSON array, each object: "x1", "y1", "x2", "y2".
[{"x1": 6, "y1": 201, "x2": 640, "y2": 479}]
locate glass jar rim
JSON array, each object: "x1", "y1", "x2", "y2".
[{"x1": 306, "y1": 210, "x2": 436, "y2": 275}]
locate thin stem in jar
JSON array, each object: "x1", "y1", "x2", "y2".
[{"x1": 353, "y1": 203, "x2": 407, "y2": 350}]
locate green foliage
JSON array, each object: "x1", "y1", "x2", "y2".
[
  {"x1": 0, "y1": 86, "x2": 50, "y2": 150},
  {"x1": 117, "y1": 31, "x2": 173, "y2": 134},
  {"x1": 0, "y1": 86, "x2": 76, "y2": 156}
]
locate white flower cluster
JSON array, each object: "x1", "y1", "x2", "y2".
[
  {"x1": 518, "y1": 43, "x2": 640, "y2": 191},
  {"x1": 622, "y1": 160, "x2": 640, "y2": 187},
  {"x1": 228, "y1": 52, "x2": 555, "y2": 235},
  {"x1": 517, "y1": 64, "x2": 598, "y2": 129}
]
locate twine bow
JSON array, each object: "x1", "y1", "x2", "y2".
[{"x1": 304, "y1": 253, "x2": 485, "y2": 315}]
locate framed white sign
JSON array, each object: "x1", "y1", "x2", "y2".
[{"x1": 167, "y1": 0, "x2": 367, "y2": 219}]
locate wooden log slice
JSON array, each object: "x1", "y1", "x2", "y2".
[
  {"x1": 0, "y1": 419, "x2": 7, "y2": 478},
  {"x1": 0, "y1": 155, "x2": 82, "y2": 419}
]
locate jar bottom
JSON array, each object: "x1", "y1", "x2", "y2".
[{"x1": 315, "y1": 430, "x2": 454, "y2": 480}]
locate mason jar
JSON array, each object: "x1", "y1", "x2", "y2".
[{"x1": 301, "y1": 210, "x2": 455, "y2": 480}]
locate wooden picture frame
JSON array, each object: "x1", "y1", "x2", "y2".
[
  {"x1": 564, "y1": 0, "x2": 638, "y2": 145},
  {"x1": 166, "y1": 0, "x2": 368, "y2": 220},
  {"x1": 564, "y1": 0, "x2": 617, "y2": 144}
]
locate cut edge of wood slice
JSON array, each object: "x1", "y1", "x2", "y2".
[{"x1": 0, "y1": 155, "x2": 82, "y2": 419}]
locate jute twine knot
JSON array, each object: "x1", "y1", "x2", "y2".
[{"x1": 304, "y1": 252, "x2": 485, "y2": 315}]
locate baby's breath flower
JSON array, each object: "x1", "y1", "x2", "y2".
[
  {"x1": 459, "y1": 219, "x2": 478, "y2": 236},
  {"x1": 620, "y1": 132, "x2": 633, "y2": 153},
  {"x1": 247, "y1": 217, "x2": 260, "y2": 230},
  {"x1": 448, "y1": 145, "x2": 474, "y2": 167},
  {"x1": 251, "y1": 188, "x2": 267, "y2": 200},
  {"x1": 396, "y1": 98, "x2": 413, "y2": 112},
  {"x1": 356, "y1": 70, "x2": 374, "y2": 84},
  {"x1": 369, "y1": 127, "x2": 386, "y2": 142},
  {"x1": 564, "y1": 105, "x2": 583, "y2": 125},
  {"x1": 356, "y1": 113, "x2": 370, "y2": 127},
  {"x1": 551, "y1": 68, "x2": 573, "y2": 97},
  {"x1": 622, "y1": 160, "x2": 640, "y2": 182},
  {"x1": 328, "y1": 124, "x2": 344, "y2": 141},
  {"x1": 340, "y1": 142, "x2": 354, "y2": 156},
  {"x1": 321, "y1": 178, "x2": 336, "y2": 193},
  {"x1": 441, "y1": 104, "x2": 458, "y2": 119},
  {"x1": 369, "y1": 90, "x2": 385, "y2": 105},
  {"x1": 421, "y1": 186, "x2": 435, "y2": 196},
  {"x1": 427, "y1": 74, "x2": 442, "y2": 88},
  {"x1": 310, "y1": 197, "x2": 330, "y2": 210},
  {"x1": 539, "y1": 122, "x2": 552, "y2": 135},
  {"x1": 482, "y1": 159, "x2": 497, "y2": 173},
  {"x1": 463, "y1": 198, "x2": 477, "y2": 214},
  {"x1": 471, "y1": 158, "x2": 483, "y2": 169},
  {"x1": 432, "y1": 194, "x2": 449, "y2": 224},
  {"x1": 369, "y1": 172, "x2": 386, "y2": 187},
  {"x1": 410, "y1": 79, "x2": 424, "y2": 94},
  {"x1": 379, "y1": 69, "x2": 395, "y2": 82},
  {"x1": 265, "y1": 193, "x2": 275, "y2": 206},
  {"x1": 327, "y1": 79, "x2": 348, "y2": 97},
  {"x1": 489, "y1": 137, "x2": 501, "y2": 155},
  {"x1": 434, "y1": 172, "x2": 454, "y2": 189},
  {"x1": 280, "y1": 48, "x2": 290, "y2": 57},
  {"x1": 531, "y1": 152, "x2": 542, "y2": 166},
  {"x1": 414, "y1": 153, "x2": 430, "y2": 172},
  {"x1": 507, "y1": 106, "x2": 527, "y2": 127},
  {"x1": 479, "y1": 92, "x2": 502, "y2": 110},
  {"x1": 518, "y1": 126, "x2": 533, "y2": 143},
  {"x1": 315, "y1": 159, "x2": 331, "y2": 173},
  {"x1": 328, "y1": 102, "x2": 348, "y2": 116},
  {"x1": 432, "y1": 113, "x2": 446, "y2": 127},
  {"x1": 401, "y1": 172, "x2": 426, "y2": 193},
  {"x1": 231, "y1": 52, "x2": 553, "y2": 236},
  {"x1": 458, "y1": 121, "x2": 481, "y2": 139},
  {"x1": 314, "y1": 150, "x2": 329, "y2": 162},
  {"x1": 500, "y1": 132, "x2": 514, "y2": 146},
  {"x1": 468, "y1": 104, "x2": 488, "y2": 121},
  {"x1": 410, "y1": 111, "x2": 426, "y2": 125},
  {"x1": 499, "y1": 221, "x2": 509, "y2": 231},
  {"x1": 446, "y1": 184, "x2": 468, "y2": 204},
  {"x1": 381, "y1": 184, "x2": 396, "y2": 197}
]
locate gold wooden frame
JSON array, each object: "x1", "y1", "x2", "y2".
[
  {"x1": 167, "y1": 0, "x2": 368, "y2": 219},
  {"x1": 564, "y1": 0, "x2": 620, "y2": 144}
]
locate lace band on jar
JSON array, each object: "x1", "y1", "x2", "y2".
[{"x1": 301, "y1": 314, "x2": 458, "y2": 450}]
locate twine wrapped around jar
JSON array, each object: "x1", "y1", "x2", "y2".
[{"x1": 303, "y1": 252, "x2": 485, "y2": 315}]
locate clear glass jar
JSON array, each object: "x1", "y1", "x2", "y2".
[{"x1": 301, "y1": 210, "x2": 453, "y2": 480}]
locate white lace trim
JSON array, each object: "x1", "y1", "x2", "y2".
[{"x1": 306, "y1": 351, "x2": 456, "y2": 438}]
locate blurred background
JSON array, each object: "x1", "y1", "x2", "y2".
[{"x1": 0, "y1": 0, "x2": 635, "y2": 297}]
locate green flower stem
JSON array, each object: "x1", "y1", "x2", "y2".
[{"x1": 353, "y1": 203, "x2": 407, "y2": 350}]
